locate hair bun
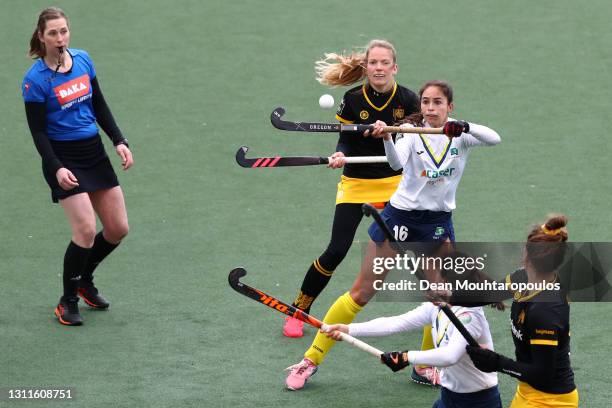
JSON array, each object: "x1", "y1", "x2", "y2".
[{"x1": 545, "y1": 215, "x2": 568, "y2": 231}]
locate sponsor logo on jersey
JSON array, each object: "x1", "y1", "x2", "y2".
[
  {"x1": 24, "y1": 83, "x2": 30, "y2": 92},
  {"x1": 450, "y1": 147, "x2": 459, "y2": 156},
  {"x1": 393, "y1": 107, "x2": 404, "y2": 119},
  {"x1": 458, "y1": 312, "x2": 472, "y2": 325},
  {"x1": 359, "y1": 110, "x2": 369, "y2": 120},
  {"x1": 420, "y1": 168, "x2": 455, "y2": 179},
  {"x1": 53, "y1": 74, "x2": 90, "y2": 106},
  {"x1": 535, "y1": 328, "x2": 556, "y2": 336},
  {"x1": 511, "y1": 319, "x2": 523, "y2": 340}
]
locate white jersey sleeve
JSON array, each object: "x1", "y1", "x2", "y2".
[
  {"x1": 407, "y1": 309, "x2": 485, "y2": 367},
  {"x1": 383, "y1": 130, "x2": 414, "y2": 171},
  {"x1": 383, "y1": 138, "x2": 403, "y2": 171},
  {"x1": 460, "y1": 122, "x2": 501, "y2": 148},
  {"x1": 348, "y1": 302, "x2": 433, "y2": 337},
  {"x1": 407, "y1": 328, "x2": 469, "y2": 367},
  {"x1": 348, "y1": 305, "x2": 498, "y2": 393}
]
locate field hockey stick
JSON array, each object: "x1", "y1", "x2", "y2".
[
  {"x1": 228, "y1": 267, "x2": 383, "y2": 357},
  {"x1": 235, "y1": 146, "x2": 387, "y2": 168},
  {"x1": 362, "y1": 204, "x2": 479, "y2": 347},
  {"x1": 271, "y1": 106, "x2": 443, "y2": 134}
]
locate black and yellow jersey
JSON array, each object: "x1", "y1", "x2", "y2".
[
  {"x1": 506, "y1": 269, "x2": 575, "y2": 394},
  {"x1": 335, "y1": 83, "x2": 419, "y2": 179},
  {"x1": 451, "y1": 268, "x2": 576, "y2": 394}
]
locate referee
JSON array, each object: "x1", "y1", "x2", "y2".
[{"x1": 22, "y1": 7, "x2": 133, "y2": 326}]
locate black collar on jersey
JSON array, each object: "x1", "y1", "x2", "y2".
[
  {"x1": 362, "y1": 82, "x2": 398, "y2": 111},
  {"x1": 419, "y1": 135, "x2": 451, "y2": 169}
]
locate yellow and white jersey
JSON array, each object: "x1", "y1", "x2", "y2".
[{"x1": 383, "y1": 120, "x2": 501, "y2": 212}]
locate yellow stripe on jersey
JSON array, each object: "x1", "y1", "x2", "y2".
[
  {"x1": 506, "y1": 274, "x2": 516, "y2": 295},
  {"x1": 313, "y1": 259, "x2": 333, "y2": 277},
  {"x1": 510, "y1": 382, "x2": 578, "y2": 408},
  {"x1": 336, "y1": 114, "x2": 354, "y2": 124},
  {"x1": 530, "y1": 339, "x2": 559, "y2": 346},
  {"x1": 419, "y1": 134, "x2": 450, "y2": 166},
  {"x1": 335, "y1": 174, "x2": 401, "y2": 205},
  {"x1": 362, "y1": 82, "x2": 397, "y2": 112},
  {"x1": 435, "y1": 309, "x2": 452, "y2": 347}
]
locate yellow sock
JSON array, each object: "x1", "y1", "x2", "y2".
[
  {"x1": 304, "y1": 292, "x2": 362, "y2": 365},
  {"x1": 417, "y1": 325, "x2": 435, "y2": 368}
]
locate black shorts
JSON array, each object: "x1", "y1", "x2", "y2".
[{"x1": 42, "y1": 134, "x2": 119, "y2": 203}]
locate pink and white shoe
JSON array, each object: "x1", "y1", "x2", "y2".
[
  {"x1": 285, "y1": 358, "x2": 318, "y2": 390},
  {"x1": 410, "y1": 366, "x2": 441, "y2": 387},
  {"x1": 283, "y1": 316, "x2": 304, "y2": 338}
]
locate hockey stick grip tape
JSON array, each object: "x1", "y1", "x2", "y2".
[
  {"x1": 320, "y1": 323, "x2": 383, "y2": 357},
  {"x1": 383, "y1": 126, "x2": 444, "y2": 134},
  {"x1": 327, "y1": 156, "x2": 388, "y2": 164},
  {"x1": 340, "y1": 124, "x2": 443, "y2": 134}
]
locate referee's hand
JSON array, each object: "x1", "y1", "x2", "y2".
[
  {"x1": 116, "y1": 144, "x2": 133, "y2": 170},
  {"x1": 55, "y1": 167, "x2": 79, "y2": 190}
]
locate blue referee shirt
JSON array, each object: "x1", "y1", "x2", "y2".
[{"x1": 22, "y1": 48, "x2": 98, "y2": 141}]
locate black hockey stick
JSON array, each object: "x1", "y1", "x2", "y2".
[
  {"x1": 228, "y1": 267, "x2": 383, "y2": 357},
  {"x1": 235, "y1": 146, "x2": 387, "y2": 168},
  {"x1": 362, "y1": 204, "x2": 479, "y2": 347},
  {"x1": 271, "y1": 107, "x2": 444, "y2": 134}
]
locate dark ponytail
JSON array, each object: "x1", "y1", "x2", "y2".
[{"x1": 28, "y1": 7, "x2": 68, "y2": 59}]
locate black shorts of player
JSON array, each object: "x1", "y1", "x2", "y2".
[{"x1": 42, "y1": 134, "x2": 119, "y2": 203}]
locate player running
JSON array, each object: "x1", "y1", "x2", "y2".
[{"x1": 283, "y1": 39, "x2": 419, "y2": 338}]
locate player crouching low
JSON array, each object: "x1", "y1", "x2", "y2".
[{"x1": 322, "y1": 263, "x2": 503, "y2": 408}]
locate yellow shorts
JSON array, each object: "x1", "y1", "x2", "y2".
[
  {"x1": 335, "y1": 175, "x2": 401, "y2": 206},
  {"x1": 510, "y1": 382, "x2": 578, "y2": 408}
]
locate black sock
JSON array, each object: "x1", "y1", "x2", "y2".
[
  {"x1": 292, "y1": 259, "x2": 333, "y2": 313},
  {"x1": 63, "y1": 241, "x2": 91, "y2": 298},
  {"x1": 81, "y1": 231, "x2": 119, "y2": 286}
]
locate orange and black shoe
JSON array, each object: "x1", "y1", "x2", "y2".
[
  {"x1": 55, "y1": 296, "x2": 83, "y2": 326},
  {"x1": 77, "y1": 286, "x2": 110, "y2": 309}
]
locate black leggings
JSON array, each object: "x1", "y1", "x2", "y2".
[
  {"x1": 317, "y1": 203, "x2": 366, "y2": 272},
  {"x1": 292, "y1": 203, "x2": 371, "y2": 312}
]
